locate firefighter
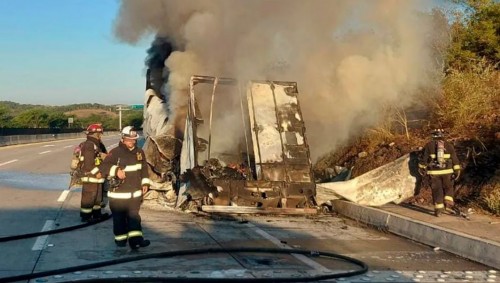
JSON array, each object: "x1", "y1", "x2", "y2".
[
  {"x1": 99, "y1": 126, "x2": 152, "y2": 249},
  {"x1": 79, "y1": 123, "x2": 107, "y2": 222},
  {"x1": 418, "y1": 129, "x2": 461, "y2": 217}
]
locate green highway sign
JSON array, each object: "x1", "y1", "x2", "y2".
[{"x1": 130, "y1": 104, "x2": 144, "y2": 110}]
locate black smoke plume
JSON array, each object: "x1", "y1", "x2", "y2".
[{"x1": 145, "y1": 37, "x2": 175, "y2": 100}]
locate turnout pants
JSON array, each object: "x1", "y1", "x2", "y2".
[
  {"x1": 430, "y1": 174, "x2": 455, "y2": 211},
  {"x1": 81, "y1": 182, "x2": 103, "y2": 220},
  {"x1": 109, "y1": 196, "x2": 144, "y2": 248}
]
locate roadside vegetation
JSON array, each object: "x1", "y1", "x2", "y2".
[
  {"x1": 314, "y1": 0, "x2": 500, "y2": 216},
  {"x1": 0, "y1": 102, "x2": 144, "y2": 131}
]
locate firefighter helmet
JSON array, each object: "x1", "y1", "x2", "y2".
[
  {"x1": 86, "y1": 123, "x2": 103, "y2": 134},
  {"x1": 431, "y1": 128, "x2": 445, "y2": 139},
  {"x1": 121, "y1": 126, "x2": 139, "y2": 140}
]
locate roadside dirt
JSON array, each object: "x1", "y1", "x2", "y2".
[
  {"x1": 65, "y1": 109, "x2": 117, "y2": 118},
  {"x1": 313, "y1": 122, "x2": 500, "y2": 216}
]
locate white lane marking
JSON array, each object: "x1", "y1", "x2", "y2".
[
  {"x1": 42, "y1": 144, "x2": 55, "y2": 147},
  {"x1": 0, "y1": 159, "x2": 18, "y2": 167},
  {"x1": 32, "y1": 220, "x2": 55, "y2": 251},
  {"x1": 246, "y1": 222, "x2": 331, "y2": 273},
  {"x1": 57, "y1": 190, "x2": 70, "y2": 202},
  {"x1": 39, "y1": 150, "x2": 51, "y2": 154},
  {"x1": 64, "y1": 145, "x2": 74, "y2": 148}
]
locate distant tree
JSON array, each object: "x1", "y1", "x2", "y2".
[
  {"x1": 100, "y1": 117, "x2": 119, "y2": 131},
  {"x1": 48, "y1": 112, "x2": 69, "y2": 128},
  {"x1": 12, "y1": 109, "x2": 50, "y2": 128},
  {"x1": 80, "y1": 114, "x2": 106, "y2": 128},
  {"x1": 78, "y1": 113, "x2": 118, "y2": 131},
  {"x1": 0, "y1": 105, "x2": 13, "y2": 127},
  {"x1": 447, "y1": 0, "x2": 500, "y2": 70}
]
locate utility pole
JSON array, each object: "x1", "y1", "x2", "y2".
[{"x1": 116, "y1": 105, "x2": 129, "y2": 130}]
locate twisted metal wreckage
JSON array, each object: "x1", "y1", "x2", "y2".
[{"x1": 140, "y1": 73, "x2": 417, "y2": 214}]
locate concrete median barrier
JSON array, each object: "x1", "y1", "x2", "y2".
[{"x1": 332, "y1": 199, "x2": 500, "y2": 269}]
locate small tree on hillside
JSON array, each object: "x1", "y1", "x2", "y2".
[
  {"x1": 0, "y1": 105, "x2": 12, "y2": 127},
  {"x1": 48, "y1": 112, "x2": 69, "y2": 129},
  {"x1": 447, "y1": 0, "x2": 500, "y2": 70},
  {"x1": 12, "y1": 109, "x2": 50, "y2": 128}
]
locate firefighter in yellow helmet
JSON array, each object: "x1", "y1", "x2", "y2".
[
  {"x1": 418, "y1": 129, "x2": 461, "y2": 217},
  {"x1": 99, "y1": 126, "x2": 152, "y2": 249},
  {"x1": 80, "y1": 123, "x2": 107, "y2": 222}
]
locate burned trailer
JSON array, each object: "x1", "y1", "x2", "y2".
[{"x1": 176, "y1": 76, "x2": 318, "y2": 214}]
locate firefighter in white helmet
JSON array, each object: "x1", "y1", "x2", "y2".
[
  {"x1": 99, "y1": 126, "x2": 152, "y2": 249},
  {"x1": 79, "y1": 123, "x2": 107, "y2": 222},
  {"x1": 418, "y1": 129, "x2": 461, "y2": 217}
]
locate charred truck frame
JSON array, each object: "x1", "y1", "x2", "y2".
[{"x1": 147, "y1": 75, "x2": 317, "y2": 214}]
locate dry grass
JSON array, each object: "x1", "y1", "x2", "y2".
[
  {"x1": 65, "y1": 109, "x2": 118, "y2": 119},
  {"x1": 439, "y1": 65, "x2": 500, "y2": 129},
  {"x1": 483, "y1": 183, "x2": 500, "y2": 215},
  {"x1": 439, "y1": 66, "x2": 500, "y2": 215}
]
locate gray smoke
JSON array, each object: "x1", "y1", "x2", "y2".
[{"x1": 114, "y1": 0, "x2": 441, "y2": 160}]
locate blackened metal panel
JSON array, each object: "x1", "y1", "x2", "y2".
[
  {"x1": 286, "y1": 165, "x2": 313, "y2": 183},
  {"x1": 271, "y1": 82, "x2": 313, "y2": 183},
  {"x1": 247, "y1": 81, "x2": 314, "y2": 184},
  {"x1": 260, "y1": 164, "x2": 286, "y2": 182}
]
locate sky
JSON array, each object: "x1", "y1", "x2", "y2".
[{"x1": 0, "y1": 0, "x2": 151, "y2": 106}]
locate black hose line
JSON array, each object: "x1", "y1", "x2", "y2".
[
  {"x1": 0, "y1": 210, "x2": 369, "y2": 282},
  {"x1": 0, "y1": 213, "x2": 111, "y2": 242},
  {"x1": 0, "y1": 247, "x2": 368, "y2": 283}
]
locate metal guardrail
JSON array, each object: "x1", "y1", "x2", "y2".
[{"x1": 0, "y1": 132, "x2": 119, "y2": 147}]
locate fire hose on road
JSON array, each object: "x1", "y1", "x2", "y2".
[
  {"x1": 0, "y1": 247, "x2": 368, "y2": 283},
  {"x1": 0, "y1": 213, "x2": 368, "y2": 283},
  {"x1": 0, "y1": 214, "x2": 111, "y2": 243}
]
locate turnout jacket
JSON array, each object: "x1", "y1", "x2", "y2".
[
  {"x1": 80, "y1": 136, "x2": 106, "y2": 183},
  {"x1": 419, "y1": 140, "x2": 461, "y2": 175},
  {"x1": 100, "y1": 142, "x2": 151, "y2": 194}
]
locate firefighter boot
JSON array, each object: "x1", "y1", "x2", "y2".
[
  {"x1": 130, "y1": 238, "x2": 151, "y2": 250},
  {"x1": 80, "y1": 211, "x2": 92, "y2": 222},
  {"x1": 81, "y1": 216, "x2": 92, "y2": 223},
  {"x1": 115, "y1": 240, "x2": 127, "y2": 247},
  {"x1": 92, "y1": 210, "x2": 109, "y2": 221},
  {"x1": 444, "y1": 198, "x2": 454, "y2": 208},
  {"x1": 445, "y1": 199, "x2": 456, "y2": 215},
  {"x1": 434, "y1": 208, "x2": 444, "y2": 217}
]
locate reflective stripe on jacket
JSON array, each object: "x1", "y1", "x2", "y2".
[
  {"x1": 80, "y1": 176, "x2": 105, "y2": 183},
  {"x1": 108, "y1": 190, "x2": 142, "y2": 199}
]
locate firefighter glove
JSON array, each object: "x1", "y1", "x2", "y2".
[{"x1": 453, "y1": 170, "x2": 461, "y2": 181}]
